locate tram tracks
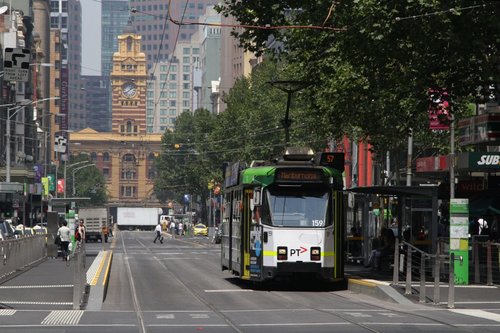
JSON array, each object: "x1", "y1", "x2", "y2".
[
  {"x1": 120, "y1": 232, "x2": 468, "y2": 333},
  {"x1": 123, "y1": 234, "x2": 243, "y2": 333}
]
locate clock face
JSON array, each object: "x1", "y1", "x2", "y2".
[{"x1": 122, "y1": 82, "x2": 137, "y2": 98}]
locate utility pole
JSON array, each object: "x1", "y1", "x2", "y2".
[{"x1": 269, "y1": 81, "x2": 312, "y2": 148}]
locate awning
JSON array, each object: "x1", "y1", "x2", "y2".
[{"x1": 349, "y1": 185, "x2": 439, "y2": 197}]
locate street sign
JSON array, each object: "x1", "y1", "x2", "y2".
[
  {"x1": 3, "y1": 48, "x2": 31, "y2": 82},
  {"x1": 54, "y1": 135, "x2": 67, "y2": 153}
]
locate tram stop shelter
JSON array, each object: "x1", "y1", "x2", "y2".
[{"x1": 348, "y1": 185, "x2": 441, "y2": 261}]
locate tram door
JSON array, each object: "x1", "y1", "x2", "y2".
[{"x1": 241, "y1": 189, "x2": 252, "y2": 279}]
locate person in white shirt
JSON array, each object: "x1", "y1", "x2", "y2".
[
  {"x1": 57, "y1": 221, "x2": 71, "y2": 260},
  {"x1": 154, "y1": 222, "x2": 163, "y2": 244}
]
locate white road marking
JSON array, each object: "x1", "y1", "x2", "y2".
[
  {"x1": 148, "y1": 324, "x2": 229, "y2": 327},
  {"x1": 190, "y1": 313, "x2": 210, "y2": 319},
  {"x1": 240, "y1": 323, "x2": 352, "y2": 327},
  {"x1": 41, "y1": 310, "x2": 84, "y2": 325},
  {"x1": 450, "y1": 309, "x2": 500, "y2": 323},
  {"x1": 156, "y1": 314, "x2": 175, "y2": 319},
  {"x1": 0, "y1": 301, "x2": 72, "y2": 305},
  {"x1": 204, "y1": 289, "x2": 254, "y2": 293},
  {"x1": 0, "y1": 285, "x2": 73, "y2": 289},
  {"x1": 344, "y1": 312, "x2": 372, "y2": 318},
  {"x1": 0, "y1": 310, "x2": 16, "y2": 315}
]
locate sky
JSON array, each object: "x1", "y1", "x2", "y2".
[{"x1": 81, "y1": 0, "x2": 102, "y2": 76}]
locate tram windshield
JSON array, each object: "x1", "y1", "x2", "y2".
[{"x1": 263, "y1": 188, "x2": 330, "y2": 227}]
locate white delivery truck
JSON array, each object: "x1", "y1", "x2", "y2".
[
  {"x1": 116, "y1": 207, "x2": 161, "y2": 230},
  {"x1": 78, "y1": 207, "x2": 109, "y2": 242}
]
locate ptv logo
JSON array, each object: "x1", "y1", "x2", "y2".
[{"x1": 290, "y1": 247, "x2": 308, "y2": 256}]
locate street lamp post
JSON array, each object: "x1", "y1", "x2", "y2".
[
  {"x1": 72, "y1": 164, "x2": 95, "y2": 197},
  {"x1": 5, "y1": 97, "x2": 59, "y2": 182},
  {"x1": 64, "y1": 160, "x2": 91, "y2": 198}
]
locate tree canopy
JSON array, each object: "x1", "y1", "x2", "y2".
[{"x1": 216, "y1": 0, "x2": 499, "y2": 155}]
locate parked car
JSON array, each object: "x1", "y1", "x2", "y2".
[
  {"x1": 0, "y1": 219, "x2": 16, "y2": 240},
  {"x1": 15, "y1": 224, "x2": 34, "y2": 237},
  {"x1": 33, "y1": 225, "x2": 48, "y2": 235},
  {"x1": 193, "y1": 223, "x2": 208, "y2": 236}
]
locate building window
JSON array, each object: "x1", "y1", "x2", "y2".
[
  {"x1": 103, "y1": 167, "x2": 110, "y2": 179},
  {"x1": 103, "y1": 152, "x2": 110, "y2": 162},
  {"x1": 122, "y1": 154, "x2": 136, "y2": 163},
  {"x1": 120, "y1": 186, "x2": 136, "y2": 198},
  {"x1": 121, "y1": 169, "x2": 136, "y2": 180},
  {"x1": 91, "y1": 152, "x2": 97, "y2": 162}
]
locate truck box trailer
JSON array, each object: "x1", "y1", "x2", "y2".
[
  {"x1": 78, "y1": 208, "x2": 109, "y2": 242},
  {"x1": 116, "y1": 207, "x2": 161, "y2": 230}
]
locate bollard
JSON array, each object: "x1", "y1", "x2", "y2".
[
  {"x1": 433, "y1": 254, "x2": 441, "y2": 305},
  {"x1": 448, "y1": 253, "x2": 455, "y2": 309},
  {"x1": 73, "y1": 249, "x2": 81, "y2": 309},
  {"x1": 487, "y1": 241, "x2": 493, "y2": 286},
  {"x1": 405, "y1": 245, "x2": 412, "y2": 295},
  {"x1": 393, "y1": 238, "x2": 400, "y2": 285},
  {"x1": 419, "y1": 254, "x2": 426, "y2": 303},
  {"x1": 474, "y1": 239, "x2": 480, "y2": 284}
]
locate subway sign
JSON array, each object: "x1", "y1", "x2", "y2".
[{"x1": 468, "y1": 152, "x2": 500, "y2": 169}]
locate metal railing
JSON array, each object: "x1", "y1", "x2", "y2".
[
  {"x1": 0, "y1": 235, "x2": 47, "y2": 281},
  {"x1": 392, "y1": 239, "x2": 460, "y2": 308}
]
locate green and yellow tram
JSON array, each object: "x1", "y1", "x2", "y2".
[{"x1": 221, "y1": 149, "x2": 345, "y2": 282}]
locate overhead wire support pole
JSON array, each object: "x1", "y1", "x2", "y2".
[{"x1": 268, "y1": 80, "x2": 313, "y2": 148}]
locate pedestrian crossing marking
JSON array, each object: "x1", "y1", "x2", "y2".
[
  {"x1": 0, "y1": 309, "x2": 16, "y2": 316},
  {"x1": 41, "y1": 310, "x2": 84, "y2": 325}
]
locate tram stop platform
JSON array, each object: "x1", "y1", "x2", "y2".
[
  {"x1": 0, "y1": 249, "x2": 112, "y2": 311},
  {"x1": 345, "y1": 262, "x2": 500, "y2": 309}
]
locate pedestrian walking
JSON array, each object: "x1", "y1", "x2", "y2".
[
  {"x1": 154, "y1": 222, "x2": 163, "y2": 244},
  {"x1": 57, "y1": 221, "x2": 71, "y2": 260}
]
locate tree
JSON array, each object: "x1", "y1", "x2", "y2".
[
  {"x1": 154, "y1": 109, "x2": 219, "y2": 221},
  {"x1": 68, "y1": 154, "x2": 108, "y2": 206},
  {"x1": 216, "y1": 0, "x2": 499, "y2": 160}
]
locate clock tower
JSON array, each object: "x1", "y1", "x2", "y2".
[{"x1": 111, "y1": 20, "x2": 147, "y2": 134}]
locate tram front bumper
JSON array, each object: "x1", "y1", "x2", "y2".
[{"x1": 262, "y1": 262, "x2": 334, "y2": 280}]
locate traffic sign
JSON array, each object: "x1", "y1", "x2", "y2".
[
  {"x1": 54, "y1": 135, "x2": 67, "y2": 153},
  {"x1": 3, "y1": 47, "x2": 31, "y2": 82}
]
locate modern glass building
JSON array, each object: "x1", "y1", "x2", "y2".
[{"x1": 101, "y1": 0, "x2": 130, "y2": 76}]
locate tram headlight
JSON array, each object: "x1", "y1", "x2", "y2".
[
  {"x1": 277, "y1": 247, "x2": 288, "y2": 260},
  {"x1": 310, "y1": 247, "x2": 321, "y2": 261}
]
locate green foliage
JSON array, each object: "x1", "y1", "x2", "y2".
[
  {"x1": 216, "y1": 0, "x2": 499, "y2": 159},
  {"x1": 68, "y1": 154, "x2": 108, "y2": 206},
  {"x1": 154, "y1": 60, "x2": 318, "y2": 208}
]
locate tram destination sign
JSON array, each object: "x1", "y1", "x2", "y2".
[{"x1": 275, "y1": 169, "x2": 323, "y2": 182}]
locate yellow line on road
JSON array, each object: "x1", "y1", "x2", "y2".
[{"x1": 91, "y1": 251, "x2": 108, "y2": 286}]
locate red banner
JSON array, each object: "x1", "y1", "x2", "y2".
[
  {"x1": 57, "y1": 179, "x2": 65, "y2": 194},
  {"x1": 428, "y1": 88, "x2": 451, "y2": 130}
]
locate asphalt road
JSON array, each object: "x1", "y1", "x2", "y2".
[{"x1": 1, "y1": 230, "x2": 500, "y2": 332}]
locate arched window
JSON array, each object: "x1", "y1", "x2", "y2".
[
  {"x1": 126, "y1": 36, "x2": 133, "y2": 52},
  {"x1": 103, "y1": 152, "x2": 110, "y2": 162},
  {"x1": 122, "y1": 154, "x2": 136, "y2": 163},
  {"x1": 90, "y1": 152, "x2": 97, "y2": 162},
  {"x1": 126, "y1": 121, "x2": 132, "y2": 133}
]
